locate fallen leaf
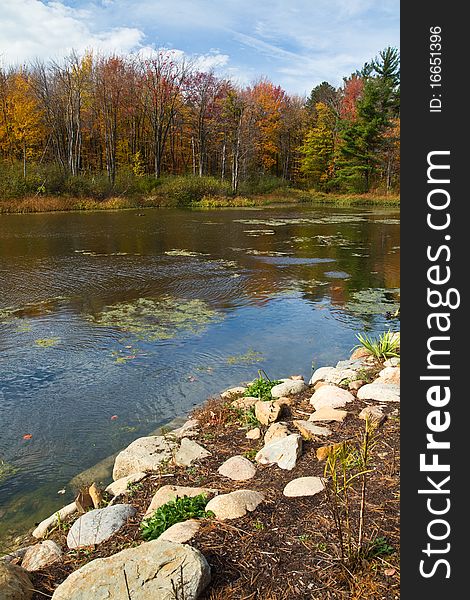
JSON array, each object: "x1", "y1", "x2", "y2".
[
  {"x1": 22, "y1": 434, "x2": 33, "y2": 440},
  {"x1": 110, "y1": 415, "x2": 118, "y2": 420},
  {"x1": 384, "y1": 568, "x2": 396, "y2": 576}
]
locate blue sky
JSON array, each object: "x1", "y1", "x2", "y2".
[{"x1": 0, "y1": 0, "x2": 399, "y2": 95}]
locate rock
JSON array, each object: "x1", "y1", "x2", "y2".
[
  {"x1": 350, "y1": 347, "x2": 371, "y2": 360},
  {"x1": 310, "y1": 385, "x2": 354, "y2": 410},
  {"x1": 255, "y1": 434, "x2": 302, "y2": 470},
  {"x1": 308, "y1": 407, "x2": 348, "y2": 423},
  {"x1": 357, "y1": 383, "x2": 400, "y2": 403},
  {"x1": 221, "y1": 386, "x2": 247, "y2": 400},
  {"x1": 378, "y1": 366, "x2": 400, "y2": 385},
  {"x1": 349, "y1": 380, "x2": 364, "y2": 391},
  {"x1": 217, "y1": 456, "x2": 256, "y2": 481},
  {"x1": 274, "y1": 396, "x2": 294, "y2": 407},
  {"x1": 270, "y1": 379, "x2": 307, "y2": 398},
  {"x1": 384, "y1": 357, "x2": 400, "y2": 367},
  {"x1": 314, "y1": 381, "x2": 326, "y2": 390},
  {"x1": 89, "y1": 483, "x2": 103, "y2": 509},
  {"x1": 75, "y1": 488, "x2": 94, "y2": 513},
  {"x1": 290, "y1": 375, "x2": 304, "y2": 381},
  {"x1": 51, "y1": 540, "x2": 210, "y2": 600},
  {"x1": 113, "y1": 436, "x2": 178, "y2": 480},
  {"x1": 309, "y1": 366, "x2": 336, "y2": 386},
  {"x1": 157, "y1": 520, "x2": 201, "y2": 544},
  {"x1": 1, "y1": 548, "x2": 29, "y2": 564},
  {"x1": 67, "y1": 504, "x2": 137, "y2": 549},
  {"x1": 359, "y1": 406, "x2": 386, "y2": 426},
  {"x1": 293, "y1": 420, "x2": 332, "y2": 440},
  {"x1": 105, "y1": 472, "x2": 147, "y2": 497},
  {"x1": 264, "y1": 422, "x2": 290, "y2": 445},
  {"x1": 283, "y1": 477, "x2": 325, "y2": 497},
  {"x1": 246, "y1": 427, "x2": 261, "y2": 440},
  {"x1": 205, "y1": 490, "x2": 264, "y2": 520},
  {"x1": 21, "y1": 541, "x2": 62, "y2": 572},
  {"x1": 145, "y1": 485, "x2": 217, "y2": 518},
  {"x1": 335, "y1": 358, "x2": 367, "y2": 371},
  {"x1": 255, "y1": 400, "x2": 281, "y2": 425},
  {"x1": 173, "y1": 438, "x2": 211, "y2": 467},
  {"x1": 231, "y1": 396, "x2": 258, "y2": 409},
  {"x1": 32, "y1": 502, "x2": 77, "y2": 539},
  {"x1": 316, "y1": 442, "x2": 344, "y2": 461},
  {"x1": 166, "y1": 419, "x2": 199, "y2": 439},
  {"x1": 0, "y1": 562, "x2": 33, "y2": 600}
]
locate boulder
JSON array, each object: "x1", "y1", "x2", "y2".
[
  {"x1": 105, "y1": 472, "x2": 147, "y2": 497},
  {"x1": 221, "y1": 386, "x2": 247, "y2": 400},
  {"x1": 67, "y1": 504, "x2": 137, "y2": 549},
  {"x1": 255, "y1": 401, "x2": 281, "y2": 425},
  {"x1": 309, "y1": 367, "x2": 336, "y2": 386},
  {"x1": 166, "y1": 420, "x2": 199, "y2": 439},
  {"x1": 357, "y1": 383, "x2": 400, "y2": 403},
  {"x1": 348, "y1": 380, "x2": 364, "y2": 391},
  {"x1": 359, "y1": 405, "x2": 387, "y2": 426},
  {"x1": 255, "y1": 434, "x2": 302, "y2": 470},
  {"x1": 21, "y1": 540, "x2": 62, "y2": 572},
  {"x1": 310, "y1": 385, "x2": 354, "y2": 410},
  {"x1": 51, "y1": 540, "x2": 210, "y2": 600},
  {"x1": 350, "y1": 347, "x2": 371, "y2": 360},
  {"x1": 384, "y1": 357, "x2": 400, "y2": 368},
  {"x1": 293, "y1": 420, "x2": 332, "y2": 440},
  {"x1": 246, "y1": 427, "x2": 261, "y2": 440},
  {"x1": 308, "y1": 407, "x2": 348, "y2": 423},
  {"x1": 32, "y1": 502, "x2": 77, "y2": 539},
  {"x1": 264, "y1": 422, "x2": 290, "y2": 445},
  {"x1": 113, "y1": 436, "x2": 178, "y2": 480},
  {"x1": 0, "y1": 562, "x2": 33, "y2": 600},
  {"x1": 270, "y1": 380, "x2": 306, "y2": 398},
  {"x1": 378, "y1": 366, "x2": 400, "y2": 385},
  {"x1": 173, "y1": 438, "x2": 211, "y2": 467},
  {"x1": 205, "y1": 490, "x2": 264, "y2": 520},
  {"x1": 145, "y1": 485, "x2": 217, "y2": 518},
  {"x1": 157, "y1": 520, "x2": 201, "y2": 544},
  {"x1": 231, "y1": 396, "x2": 258, "y2": 409},
  {"x1": 283, "y1": 477, "x2": 325, "y2": 497},
  {"x1": 217, "y1": 456, "x2": 256, "y2": 481}
]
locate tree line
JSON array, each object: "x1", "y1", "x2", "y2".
[{"x1": 0, "y1": 47, "x2": 399, "y2": 198}]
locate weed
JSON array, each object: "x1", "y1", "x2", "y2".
[
  {"x1": 366, "y1": 536, "x2": 395, "y2": 558},
  {"x1": 126, "y1": 481, "x2": 144, "y2": 497},
  {"x1": 140, "y1": 494, "x2": 213, "y2": 541},
  {"x1": 244, "y1": 370, "x2": 282, "y2": 401},
  {"x1": 231, "y1": 406, "x2": 260, "y2": 428},
  {"x1": 353, "y1": 330, "x2": 400, "y2": 360},
  {"x1": 243, "y1": 448, "x2": 258, "y2": 460},
  {"x1": 253, "y1": 520, "x2": 265, "y2": 531}
]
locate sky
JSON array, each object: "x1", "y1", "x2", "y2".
[{"x1": 0, "y1": 0, "x2": 399, "y2": 95}]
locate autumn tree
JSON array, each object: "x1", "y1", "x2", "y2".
[{"x1": 300, "y1": 102, "x2": 336, "y2": 189}]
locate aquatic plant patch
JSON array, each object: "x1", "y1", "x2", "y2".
[
  {"x1": 345, "y1": 288, "x2": 400, "y2": 316},
  {"x1": 34, "y1": 337, "x2": 60, "y2": 348},
  {"x1": 226, "y1": 349, "x2": 264, "y2": 365},
  {"x1": 87, "y1": 296, "x2": 224, "y2": 341}
]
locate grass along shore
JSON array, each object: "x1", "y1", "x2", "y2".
[{"x1": 2, "y1": 337, "x2": 400, "y2": 600}]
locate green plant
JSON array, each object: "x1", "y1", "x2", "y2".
[
  {"x1": 243, "y1": 448, "x2": 258, "y2": 460},
  {"x1": 140, "y1": 494, "x2": 213, "y2": 541},
  {"x1": 366, "y1": 536, "x2": 394, "y2": 558},
  {"x1": 231, "y1": 406, "x2": 260, "y2": 428},
  {"x1": 353, "y1": 330, "x2": 400, "y2": 360},
  {"x1": 244, "y1": 370, "x2": 282, "y2": 401},
  {"x1": 253, "y1": 520, "x2": 265, "y2": 531},
  {"x1": 126, "y1": 481, "x2": 144, "y2": 497}
]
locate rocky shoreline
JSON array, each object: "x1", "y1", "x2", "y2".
[{"x1": 1, "y1": 344, "x2": 400, "y2": 599}]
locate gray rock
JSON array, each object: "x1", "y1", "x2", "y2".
[
  {"x1": 145, "y1": 485, "x2": 217, "y2": 518},
  {"x1": 283, "y1": 476, "x2": 325, "y2": 497},
  {"x1": 113, "y1": 436, "x2": 178, "y2": 480},
  {"x1": 270, "y1": 379, "x2": 306, "y2": 398},
  {"x1": 293, "y1": 420, "x2": 332, "y2": 440},
  {"x1": 308, "y1": 407, "x2": 348, "y2": 422},
  {"x1": 51, "y1": 540, "x2": 211, "y2": 600},
  {"x1": 335, "y1": 358, "x2": 367, "y2": 370},
  {"x1": 157, "y1": 520, "x2": 201, "y2": 544},
  {"x1": 255, "y1": 434, "x2": 302, "y2": 470},
  {"x1": 173, "y1": 438, "x2": 211, "y2": 467},
  {"x1": 67, "y1": 504, "x2": 137, "y2": 549},
  {"x1": 357, "y1": 383, "x2": 400, "y2": 403},
  {"x1": 205, "y1": 490, "x2": 264, "y2": 520},
  {"x1": 310, "y1": 385, "x2": 354, "y2": 410},
  {"x1": 105, "y1": 472, "x2": 147, "y2": 497},
  {"x1": 0, "y1": 562, "x2": 33, "y2": 600},
  {"x1": 264, "y1": 422, "x2": 290, "y2": 445},
  {"x1": 21, "y1": 541, "x2": 62, "y2": 572},
  {"x1": 217, "y1": 456, "x2": 256, "y2": 481},
  {"x1": 255, "y1": 400, "x2": 281, "y2": 425},
  {"x1": 32, "y1": 502, "x2": 78, "y2": 539}
]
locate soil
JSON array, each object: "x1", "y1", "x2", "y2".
[{"x1": 25, "y1": 377, "x2": 400, "y2": 600}]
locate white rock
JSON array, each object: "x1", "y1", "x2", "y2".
[
  {"x1": 205, "y1": 490, "x2": 264, "y2": 520},
  {"x1": 378, "y1": 366, "x2": 400, "y2": 385},
  {"x1": 105, "y1": 472, "x2": 147, "y2": 497},
  {"x1": 21, "y1": 541, "x2": 62, "y2": 572},
  {"x1": 264, "y1": 422, "x2": 290, "y2": 445},
  {"x1": 67, "y1": 504, "x2": 137, "y2": 549},
  {"x1": 51, "y1": 540, "x2": 211, "y2": 600},
  {"x1": 145, "y1": 485, "x2": 217, "y2": 518},
  {"x1": 293, "y1": 420, "x2": 332, "y2": 440},
  {"x1": 357, "y1": 383, "x2": 400, "y2": 403},
  {"x1": 283, "y1": 476, "x2": 325, "y2": 497},
  {"x1": 384, "y1": 357, "x2": 400, "y2": 367},
  {"x1": 221, "y1": 386, "x2": 247, "y2": 400},
  {"x1": 32, "y1": 502, "x2": 77, "y2": 539},
  {"x1": 270, "y1": 379, "x2": 306, "y2": 398},
  {"x1": 359, "y1": 406, "x2": 386, "y2": 425},
  {"x1": 246, "y1": 427, "x2": 261, "y2": 440},
  {"x1": 113, "y1": 436, "x2": 178, "y2": 480},
  {"x1": 166, "y1": 420, "x2": 199, "y2": 439},
  {"x1": 308, "y1": 407, "x2": 348, "y2": 422},
  {"x1": 255, "y1": 434, "x2": 302, "y2": 470},
  {"x1": 309, "y1": 366, "x2": 336, "y2": 386},
  {"x1": 231, "y1": 396, "x2": 258, "y2": 409},
  {"x1": 0, "y1": 562, "x2": 33, "y2": 600},
  {"x1": 157, "y1": 520, "x2": 201, "y2": 544},
  {"x1": 173, "y1": 438, "x2": 211, "y2": 467},
  {"x1": 217, "y1": 456, "x2": 256, "y2": 481},
  {"x1": 310, "y1": 385, "x2": 354, "y2": 410},
  {"x1": 255, "y1": 400, "x2": 281, "y2": 425}
]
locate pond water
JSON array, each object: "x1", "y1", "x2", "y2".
[{"x1": 0, "y1": 205, "x2": 399, "y2": 548}]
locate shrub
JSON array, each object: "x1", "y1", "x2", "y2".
[
  {"x1": 158, "y1": 175, "x2": 232, "y2": 205},
  {"x1": 353, "y1": 330, "x2": 400, "y2": 360},
  {"x1": 244, "y1": 371, "x2": 282, "y2": 401}
]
